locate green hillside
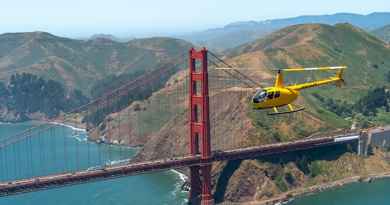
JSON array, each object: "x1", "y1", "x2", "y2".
[
  {"x1": 373, "y1": 25, "x2": 390, "y2": 43},
  {"x1": 0, "y1": 32, "x2": 192, "y2": 94},
  {"x1": 227, "y1": 23, "x2": 390, "y2": 125},
  {"x1": 0, "y1": 73, "x2": 88, "y2": 122}
]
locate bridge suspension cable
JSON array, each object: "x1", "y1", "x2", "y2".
[
  {"x1": 208, "y1": 51, "x2": 261, "y2": 88},
  {"x1": 0, "y1": 55, "x2": 187, "y2": 150}
]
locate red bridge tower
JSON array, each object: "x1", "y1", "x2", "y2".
[{"x1": 188, "y1": 48, "x2": 214, "y2": 205}]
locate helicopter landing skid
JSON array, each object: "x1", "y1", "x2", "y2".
[{"x1": 268, "y1": 105, "x2": 305, "y2": 116}]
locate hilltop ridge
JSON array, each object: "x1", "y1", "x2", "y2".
[
  {"x1": 0, "y1": 32, "x2": 192, "y2": 94},
  {"x1": 373, "y1": 24, "x2": 390, "y2": 43},
  {"x1": 181, "y1": 12, "x2": 390, "y2": 50}
]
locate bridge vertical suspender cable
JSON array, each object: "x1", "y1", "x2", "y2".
[
  {"x1": 3, "y1": 145, "x2": 6, "y2": 180},
  {"x1": 86, "y1": 109, "x2": 91, "y2": 170},
  {"x1": 1, "y1": 146, "x2": 6, "y2": 181},
  {"x1": 42, "y1": 128, "x2": 47, "y2": 175},
  {"x1": 127, "y1": 107, "x2": 131, "y2": 159},
  {"x1": 0, "y1": 145, "x2": 3, "y2": 181},
  {"x1": 12, "y1": 143, "x2": 17, "y2": 180},
  {"x1": 14, "y1": 141, "x2": 19, "y2": 179},
  {"x1": 0, "y1": 147, "x2": 4, "y2": 181},
  {"x1": 107, "y1": 96, "x2": 111, "y2": 165},
  {"x1": 118, "y1": 105, "x2": 123, "y2": 161},
  {"x1": 48, "y1": 127, "x2": 52, "y2": 174},
  {"x1": 75, "y1": 127, "x2": 80, "y2": 172},
  {"x1": 27, "y1": 130, "x2": 33, "y2": 178},
  {"x1": 63, "y1": 122, "x2": 68, "y2": 172}
]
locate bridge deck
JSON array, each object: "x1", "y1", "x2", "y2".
[{"x1": 0, "y1": 135, "x2": 358, "y2": 197}]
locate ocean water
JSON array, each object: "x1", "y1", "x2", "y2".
[
  {"x1": 288, "y1": 178, "x2": 390, "y2": 205},
  {"x1": 0, "y1": 122, "x2": 187, "y2": 205}
]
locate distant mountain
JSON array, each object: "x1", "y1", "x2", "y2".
[
  {"x1": 89, "y1": 34, "x2": 122, "y2": 42},
  {"x1": 373, "y1": 25, "x2": 390, "y2": 42},
  {"x1": 181, "y1": 12, "x2": 390, "y2": 50},
  {"x1": 0, "y1": 32, "x2": 192, "y2": 94}
]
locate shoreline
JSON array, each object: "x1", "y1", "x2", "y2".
[
  {"x1": 47, "y1": 120, "x2": 190, "y2": 188},
  {"x1": 47, "y1": 121, "x2": 86, "y2": 132},
  {"x1": 5, "y1": 121, "x2": 390, "y2": 204},
  {"x1": 1, "y1": 120, "x2": 189, "y2": 203},
  {"x1": 246, "y1": 171, "x2": 390, "y2": 205},
  {"x1": 170, "y1": 169, "x2": 188, "y2": 182}
]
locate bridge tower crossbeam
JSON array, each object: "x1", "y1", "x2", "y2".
[{"x1": 188, "y1": 48, "x2": 214, "y2": 205}]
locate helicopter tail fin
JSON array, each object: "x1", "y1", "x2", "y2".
[{"x1": 335, "y1": 68, "x2": 346, "y2": 87}]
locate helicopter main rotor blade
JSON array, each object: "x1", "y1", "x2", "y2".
[
  {"x1": 217, "y1": 66, "x2": 347, "y2": 72},
  {"x1": 215, "y1": 67, "x2": 255, "y2": 70},
  {"x1": 276, "y1": 66, "x2": 347, "y2": 72}
]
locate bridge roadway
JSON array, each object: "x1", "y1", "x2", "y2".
[{"x1": 0, "y1": 134, "x2": 359, "y2": 197}]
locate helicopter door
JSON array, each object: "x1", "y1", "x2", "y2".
[
  {"x1": 275, "y1": 91, "x2": 280, "y2": 98},
  {"x1": 267, "y1": 91, "x2": 275, "y2": 99}
]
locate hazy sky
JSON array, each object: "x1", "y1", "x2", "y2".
[{"x1": 1, "y1": 0, "x2": 389, "y2": 38}]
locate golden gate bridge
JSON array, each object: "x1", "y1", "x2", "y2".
[{"x1": 0, "y1": 48, "x2": 361, "y2": 205}]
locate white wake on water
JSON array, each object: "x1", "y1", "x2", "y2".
[
  {"x1": 105, "y1": 158, "x2": 132, "y2": 166},
  {"x1": 68, "y1": 132, "x2": 88, "y2": 142},
  {"x1": 85, "y1": 159, "x2": 132, "y2": 171},
  {"x1": 0, "y1": 121, "x2": 12, "y2": 125},
  {"x1": 49, "y1": 121, "x2": 89, "y2": 142},
  {"x1": 49, "y1": 121, "x2": 86, "y2": 132},
  {"x1": 170, "y1": 169, "x2": 188, "y2": 182},
  {"x1": 170, "y1": 169, "x2": 189, "y2": 205}
]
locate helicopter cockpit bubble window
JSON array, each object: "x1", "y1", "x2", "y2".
[{"x1": 252, "y1": 89, "x2": 267, "y2": 103}]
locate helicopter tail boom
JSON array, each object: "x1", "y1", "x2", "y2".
[
  {"x1": 286, "y1": 75, "x2": 345, "y2": 90},
  {"x1": 286, "y1": 66, "x2": 346, "y2": 90}
]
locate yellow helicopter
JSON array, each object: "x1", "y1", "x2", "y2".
[{"x1": 216, "y1": 66, "x2": 347, "y2": 115}]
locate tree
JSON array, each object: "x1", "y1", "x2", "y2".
[
  {"x1": 354, "y1": 87, "x2": 387, "y2": 116},
  {"x1": 0, "y1": 82, "x2": 8, "y2": 98},
  {"x1": 387, "y1": 71, "x2": 390, "y2": 82},
  {"x1": 1, "y1": 73, "x2": 89, "y2": 120}
]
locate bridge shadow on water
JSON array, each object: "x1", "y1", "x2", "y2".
[{"x1": 214, "y1": 142, "x2": 357, "y2": 203}]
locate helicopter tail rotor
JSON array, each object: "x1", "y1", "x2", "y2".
[{"x1": 335, "y1": 68, "x2": 346, "y2": 87}]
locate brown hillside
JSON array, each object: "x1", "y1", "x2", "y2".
[{"x1": 89, "y1": 23, "x2": 390, "y2": 203}]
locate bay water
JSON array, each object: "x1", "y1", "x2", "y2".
[
  {"x1": 0, "y1": 122, "x2": 187, "y2": 205},
  {"x1": 287, "y1": 177, "x2": 390, "y2": 205},
  {"x1": 3, "y1": 122, "x2": 388, "y2": 205}
]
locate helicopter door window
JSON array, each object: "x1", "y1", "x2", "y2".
[
  {"x1": 275, "y1": 91, "x2": 280, "y2": 98},
  {"x1": 267, "y1": 91, "x2": 274, "y2": 99}
]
